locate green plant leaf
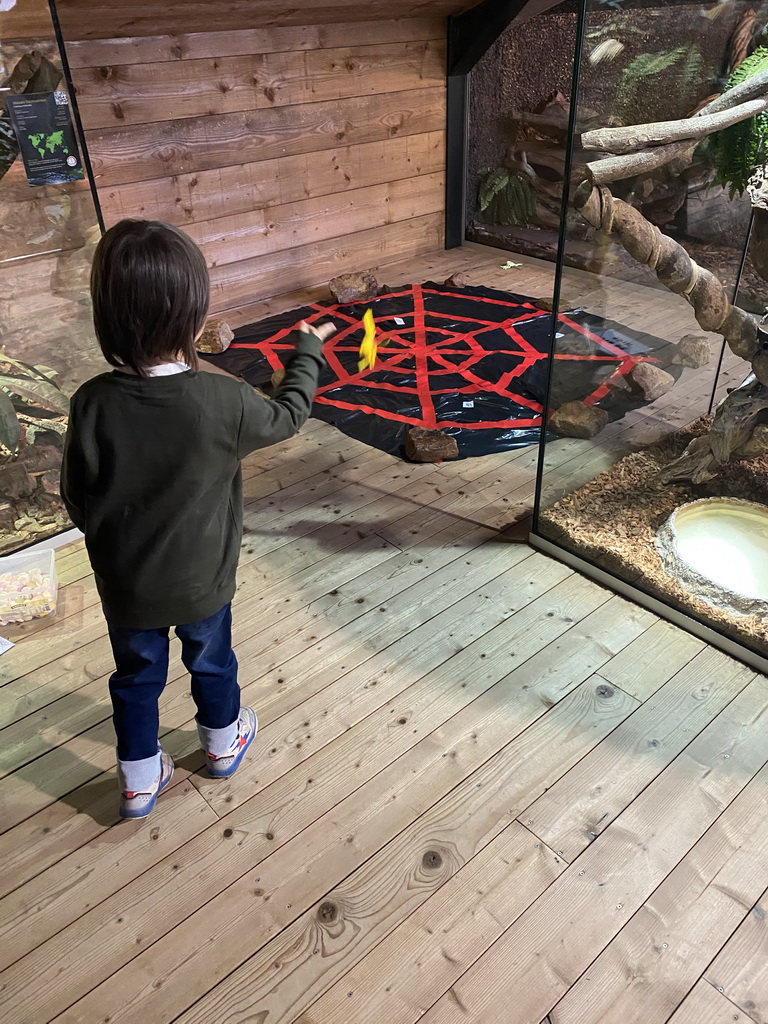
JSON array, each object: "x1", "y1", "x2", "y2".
[
  {"x1": 712, "y1": 47, "x2": 768, "y2": 197},
  {"x1": 479, "y1": 168, "x2": 510, "y2": 213},
  {"x1": 613, "y1": 45, "x2": 704, "y2": 126},
  {"x1": 0, "y1": 375, "x2": 69, "y2": 415},
  {"x1": 0, "y1": 354, "x2": 62, "y2": 387},
  {"x1": 482, "y1": 170, "x2": 538, "y2": 227},
  {"x1": 0, "y1": 389, "x2": 20, "y2": 454}
]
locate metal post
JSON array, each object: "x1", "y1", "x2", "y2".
[
  {"x1": 47, "y1": 0, "x2": 105, "y2": 234},
  {"x1": 531, "y1": 0, "x2": 588, "y2": 530}
]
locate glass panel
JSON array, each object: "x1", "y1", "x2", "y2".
[
  {"x1": 1, "y1": 1, "x2": 103, "y2": 553},
  {"x1": 534, "y1": 0, "x2": 768, "y2": 662},
  {"x1": 466, "y1": 1, "x2": 578, "y2": 266}
]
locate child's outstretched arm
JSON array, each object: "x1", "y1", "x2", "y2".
[{"x1": 236, "y1": 321, "x2": 334, "y2": 458}]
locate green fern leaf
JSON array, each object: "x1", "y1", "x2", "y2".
[
  {"x1": 712, "y1": 47, "x2": 768, "y2": 197},
  {"x1": 479, "y1": 169, "x2": 510, "y2": 213},
  {"x1": 613, "y1": 45, "x2": 704, "y2": 126},
  {"x1": 480, "y1": 170, "x2": 538, "y2": 227}
]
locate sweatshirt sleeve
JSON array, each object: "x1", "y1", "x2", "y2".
[
  {"x1": 236, "y1": 328, "x2": 326, "y2": 459},
  {"x1": 60, "y1": 396, "x2": 87, "y2": 532}
]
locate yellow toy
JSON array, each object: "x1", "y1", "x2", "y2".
[{"x1": 358, "y1": 308, "x2": 378, "y2": 372}]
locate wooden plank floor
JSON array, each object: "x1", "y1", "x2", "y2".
[{"x1": 2, "y1": 243, "x2": 766, "y2": 1024}]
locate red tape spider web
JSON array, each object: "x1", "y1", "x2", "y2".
[{"x1": 218, "y1": 282, "x2": 679, "y2": 458}]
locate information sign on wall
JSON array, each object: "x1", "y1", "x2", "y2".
[{"x1": 5, "y1": 90, "x2": 84, "y2": 186}]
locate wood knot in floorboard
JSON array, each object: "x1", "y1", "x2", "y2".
[{"x1": 317, "y1": 901, "x2": 338, "y2": 923}]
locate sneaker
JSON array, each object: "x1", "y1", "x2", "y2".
[
  {"x1": 206, "y1": 707, "x2": 258, "y2": 779},
  {"x1": 120, "y1": 751, "x2": 175, "y2": 820}
]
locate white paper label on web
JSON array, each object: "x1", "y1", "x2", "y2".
[
  {"x1": 393, "y1": 317, "x2": 405, "y2": 326},
  {"x1": 463, "y1": 400, "x2": 475, "y2": 408}
]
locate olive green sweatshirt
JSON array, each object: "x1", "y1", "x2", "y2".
[{"x1": 61, "y1": 330, "x2": 324, "y2": 628}]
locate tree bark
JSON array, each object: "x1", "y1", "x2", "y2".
[
  {"x1": 657, "y1": 379, "x2": 768, "y2": 484},
  {"x1": 726, "y1": 9, "x2": 757, "y2": 77},
  {"x1": 586, "y1": 140, "x2": 698, "y2": 184},
  {"x1": 697, "y1": 67, "x2": 768, "y2": 118},
  {"x1": 582, "y1": 97, "x2": 768, "y2": 154},
  {"x1": 574, "y1": 182, "x2": 761, "y2": 366},
  {"x1": 573, "y1": 183, "x2": 768, "y2": 484}
]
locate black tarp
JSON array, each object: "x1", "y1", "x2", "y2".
[{"x1": 206, "y1": 281, "x2": 682, "y2": 459}]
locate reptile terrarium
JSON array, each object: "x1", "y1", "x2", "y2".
[
  {"x1": 530, "y1": 0, "x2": 768, "y2": 672},
  {"x1": 1, "y1": 3, "x2": 104, "y2": 554}
]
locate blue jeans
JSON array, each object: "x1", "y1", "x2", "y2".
[{"x1": 107, "y1": 603, "x2": 240, "y2": 770}]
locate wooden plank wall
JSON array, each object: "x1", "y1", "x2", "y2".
[
  {"x1": 0, "y1": 0, "x2": 50, "y2": 42},
  {"x1": 53, "y1": 0, "x2": 472, "y2": 37},
  {"x1": 58, "y1": 14, "x2": 448, "y2": 313}
]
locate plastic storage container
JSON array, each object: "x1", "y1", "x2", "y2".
[{"x1": 0, "y1": 548, "x2": 58, "y2": 626}]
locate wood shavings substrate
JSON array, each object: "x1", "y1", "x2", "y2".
[{"x1": 539, "y1": 417, "x2": 768, "y2": 657}]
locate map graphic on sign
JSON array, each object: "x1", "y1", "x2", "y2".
[{"x1": 28, "y1": 130, "x2": 67, "y2": 159}]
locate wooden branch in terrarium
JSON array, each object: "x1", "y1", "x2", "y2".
[
  {"x1": 506, "y1": 109, "x2": 568, "y2": 143},
  {"x1": 504, "y1": 150, "x2": 564, "y2": 201},
  {"x1": 657, "y1": 383, "x2": 768, "y2": 485},
  {"x1": 573, "y1": 181, "x2": 766, "y2": 482},
  {"x1": 504, "y1": 140, "x2": 568, "y2": 180},
  {"x1": 727, "y1": 9, "x2": 757, "y2": 79},
  {"x1": 586, "y1": 140, "x2": 698, "y2": 185},
  {"x1": 581, "y1": 96, "x2": 768, "y2": 155},
  {"x1": 574, "y1": 182, "x2": 760, "y2": 364},
  {"x1": 696, "y1": 66, "x2": 768, "y2": 117},
  {"x1": 584, "y1": 52, "x2": 768, "y2": 184}
]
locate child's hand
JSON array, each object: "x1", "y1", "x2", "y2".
[{"x1": 299, "y1": 320, "x2": 336, "y2": 342}]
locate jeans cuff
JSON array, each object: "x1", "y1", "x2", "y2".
[
  {"x1": 197, "y1": 714, "x2": 239, "y2": 757},
  {"x1": 117, "y1": 749, "x2": 162, "y2": 793}
]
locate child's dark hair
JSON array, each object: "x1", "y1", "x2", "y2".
[{"x1": 91, "y1": 219, "x2": 209, "y2": 377}]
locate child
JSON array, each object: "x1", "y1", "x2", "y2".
[{"x1": 61, "y1": 219, "x2": 334, "y2": 819}]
